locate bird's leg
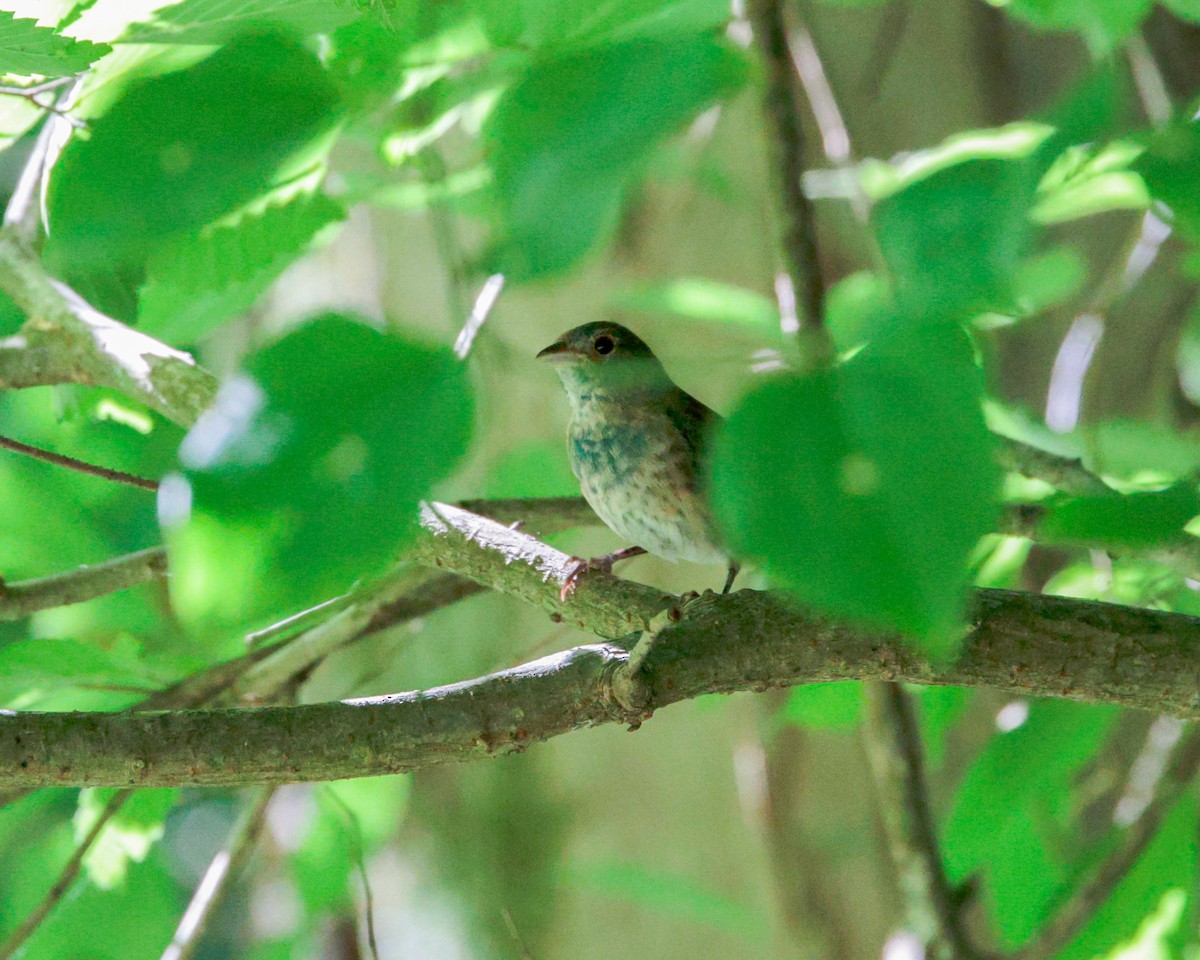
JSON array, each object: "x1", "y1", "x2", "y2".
[
  {"x1": 721, "y1": 561, "x2": 741, "y2": 595},
  {"x1": 560, "y1": 546, "x2": 648, "y2": 601}
]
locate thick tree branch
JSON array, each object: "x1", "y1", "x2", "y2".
[
  {"x1": 6, "y1": 507, "x2": 1200, "y2": 789},
  {"x1": 0, "y1": 230, "x2": 217, "y2": 427}
]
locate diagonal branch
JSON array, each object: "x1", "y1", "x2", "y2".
[
  {"x1": 0, "y1": 547, "x2": 167, "y2": 621},
  {"x1": 0, "y1": 229, "x2": 218, "y2": 427},
  {"x1": 5, "y1": 506, "x2": 1200, "y2": 790}
]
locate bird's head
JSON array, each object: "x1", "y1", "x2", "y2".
[{"x1": 537, "y1": 321, "x2": 672, "y2": 405}]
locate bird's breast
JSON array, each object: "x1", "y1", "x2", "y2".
[{"x1": 565, "y1": 406, "x2": 724, "y2": 565}]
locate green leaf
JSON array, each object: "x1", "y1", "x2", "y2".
[
  {"x1": 1134, "y1": 118, "x2": 1200, "y2": 245},
  {"x1": 164, "y1": 314, "x2": 474, "y2": 629},
  {"x1": 940, "y1": 700, "x2": 1119, "y2": 946},
  {"x1": 1036, "y1": 484, "x2": 1200, "y2": 549},
  {"x1": 711, "y1": 326, "x2": 1000, "y2": 652},
  {"x1": 292, "y1": 777, "x2": 409, "y2": 916},
  {"x1": 480, "y1": 0, "x2": 731, "y2": 49},
  {"x1": 487, "y1": 36, "x2": 746, "y2": 279},
  {"x1": 0, "y1": 11, "x2": 109, "y2": 75},
  {"x1": 44, "y1": 33, "x2": 341, "y2": 275},
  {"x1": 781, "y1": 682, "x2": 862, "y2": 730},
  {"x1": 873, "y1": 156, "x2": 1041, "y2": 322},
  {"x1": 1056, "y1": 797, "x2": 1195, "y2": 960},
  {"x1": 120, "y1": 0, "x2": 360, "y2": 44},
  {"x1": 0, "y1": 637, "x2": 153, "y2": 706},
  {"x1": 76, "y1": 788, "x2": 180, "y2": 889},
  {"x1": 138, "y1": 192, "x2": 346, "y2": 344},
  {"x1": 611, "y1": 277, "x2": 779, "y2": 328},
  {"x1": 1000, "y1": 0, "x2": 1153, "y2": 53}
]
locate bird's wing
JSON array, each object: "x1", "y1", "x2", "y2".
[{"x1": 665, "y1": 389, "x2": 721, "y2": 491}]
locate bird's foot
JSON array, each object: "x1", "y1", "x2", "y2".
[
  {"x1": 721, "y1": 561, "x2": 741, "y2": 595},
  {"x1": 559, "y1": 546, "x2": 648, "y2": 601}
]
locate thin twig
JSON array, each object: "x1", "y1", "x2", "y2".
[
  {"x1": 0, "y1": 433, "x2": 158, "y2": 491},
  {"x1": 861, "y1": 684, "x2": 984, "y2": 960},
  {"x1": 0, "y1": 789, "x2": 132, "y2": 960},
  {"x1": 160, "y1": 787, "x2": 275, "y2": 960},
  {"x1": 746, "y1": 0, "x2": 830, "y2": 356},
  {"x1": 453, "y1": 273, "x2": 506, "y2": 360},
  {"x1": 323, "y1": 787, "x2": 380, "y2": 960},
  {"x1": 0, "y1": 546, "x2": 168, "y2": 621},
  {"x1": 1014, "y1": 726, "x2": 1200, "y2": 960}
]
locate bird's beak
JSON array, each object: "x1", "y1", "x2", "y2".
[{"x1": 536, "y1": 338, "x2": 576, "y2": 363}]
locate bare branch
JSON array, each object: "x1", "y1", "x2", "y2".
[
  {"x1": 0, "y1": 433, "x2": 158, "y2": 491},
  {"x1": 160, "y1": 787, "x2": 274, "y2": 960},
  {"x1": 0, "y1": 546, "x2": 167, "y2": 621},
  {"x1": 862, "y1": 685, "x2": 984, "y2": 960},
  {"x1": 0, "y1": 230, "x2": 218, "y2": 427},
  {"x1": 746, "y1": 0, "x2": 829, "y2": 355},
  {"x1": 5, "y1": 506, "x2": 1200, "y2": 790}
]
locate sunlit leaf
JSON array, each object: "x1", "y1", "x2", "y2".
[
  {"x1": 0, "y1": 11, "x2": 109, "y2": 75},
  {"x1": 164, "y1": 314, "x2": 473, "y2": 630},
  {"x1": 120, "y1": 0, "x2": 360, "y2": 44},
  {"x1": 711, "y1": 325, "x2": 1000, "y2": 652},
  {"x1": 487, "y1": 36, "x2": 746, "y2": 278},
  {"x1": 76, "y1": 788, "x2": 180, "y2": 889},
  {"x1": 45, "y1": 33, "x2": 341, "y2": 274},
  {"x1": 138, "y1": 192, "x2": 346, "y2": 344}
]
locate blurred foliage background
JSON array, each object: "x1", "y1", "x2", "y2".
[{"x1": 2, "y1": 0, "x2": 1200, "y2": 958}]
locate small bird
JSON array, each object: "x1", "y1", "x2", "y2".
[{"x1": 537, "y1": 321, "x2": 739, "y2": 599}]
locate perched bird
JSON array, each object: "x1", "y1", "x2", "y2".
[{"x1": 537, "y1": 321, "x2": 738, "y2": 599}]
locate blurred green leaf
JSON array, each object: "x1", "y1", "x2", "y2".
[
  {"x1": 1083, "y1": 420, "x2": 1200, "y2": 485},
  {"x1": 120, "y1": 0, "x2": 360, "y2": 44},
  {"x1": 781, "y1": 682, "x2": 862, "y2": 730},
  {"x1": 487, "y1": 36, "x2": 746, "y2": 279},
  {"x1": 44, "y1": 33, "x2": 341, "y2": 274},
  {"x1": 1000, "y1": 0, "x2": 1153, "y2": 53},
  {"x1": 1135, "y1": 118, "x2": 1200, "y2": 245},
  {"x1": 711, "y1": 326, "x2": 1000, "y2": 652},
  {"x1": 825, "y1": 271, "x2": 892, "y2": 352},
  {"x1": 479, "y1": 0, "x2": 731, "y2": 49},
  {"x1": 0, "y1": 11, "x2": 109, "y2": 75},
  {"x1": 1011, "y1": 247, "x2": 1088, "y2": 314},
  {"x1": 873, "y1": 157, "x2": 1041, "y2": 321},
  {"x1": 76, "y1": 787, "x2": 180, "y2": 889},
  {"x1": 612, "y1": 277, "x2": 779, "y2": 328},
  {"x1": 292, "y1": 777, "x2": 410, "y2": 915},
  {"x1": 485, "y1": 441, "x2": 578, "y2": 498},
  {"x1": 941, "y1": 699, "x2": 1118, "y2": 946},
  {"x1": 1057, "y1": 798, "x2": 1195, "y2": 960},
  {"x1": 165, "y1": 314, "x2": 473, "y2": 630},
  {"x1": 0, "y1": 637, "x2": 154, "y2": 706},
  {"x1": 1036, "y1": 484, "x2": 1200, "y2": 549},
  {"x1": 138, "y1": 192, "x2": 346, "y2": 344}
]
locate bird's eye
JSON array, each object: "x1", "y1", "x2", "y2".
[{"x1": 593, "y1": 335, "x2": 615, "y2": 356}]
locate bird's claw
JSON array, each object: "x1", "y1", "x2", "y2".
[{"x1": 559, "y1": 556, "x2": 613, "y2": 602}]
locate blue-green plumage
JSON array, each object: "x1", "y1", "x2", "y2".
[{"x1": 538, "y1": 322, "x2": 734, "y2": 590}]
